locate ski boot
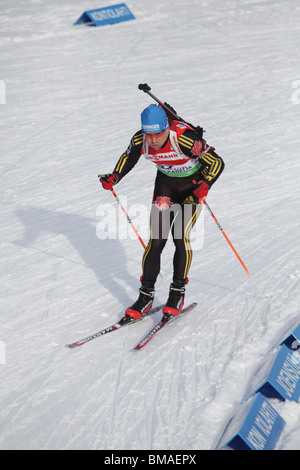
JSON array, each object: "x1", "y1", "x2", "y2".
[
  {"x1": 162, "y1": 279, "x2": 187, "y2": 321},
  {"x1": 121, "y1": 285, "x2": 155, "y2": 325}
]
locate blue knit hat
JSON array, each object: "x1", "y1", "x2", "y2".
[{"x1": 141, "y1": 104, "x2": 169, "y2": 134}]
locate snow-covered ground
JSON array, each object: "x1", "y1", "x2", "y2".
[{"x1": 1, "y1": 0, "x2": 299, "y2": 450}]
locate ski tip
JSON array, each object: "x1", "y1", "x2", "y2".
[
  {"x1": 65, "y1": 342, "x2": 81, "y2": 349},
  {"x1": 133, "y1": 338, "x2": 151, "y2": 351}
]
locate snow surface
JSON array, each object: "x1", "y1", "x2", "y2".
[{"x1": 1, "y1": 0, "x2": 300, "y2": 450}]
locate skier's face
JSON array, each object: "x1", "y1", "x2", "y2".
[{"x1": 144, "y1": 129, "x2": 170, "y2": 151}]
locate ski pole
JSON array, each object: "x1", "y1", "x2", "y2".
[
  {"x1": 202, "y1": 198, "x2": 253, "y2": 281},
  {"x1": 98, "y1": 175, "x2": 147, "y2": 250},
  {"x1": 98, "y1": 177, "x2": 169, "y2": 287},
  {"x1": 110, "y1": 188, "x2": 147, "y2": 250}
]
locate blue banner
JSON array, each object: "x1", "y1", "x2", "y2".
[
  {"x1": 218, "y1": 393, "x2": 285, "y2": 450},
  {"x1": 74, "y1": 4, "x2": 135, "y2": 27},
  {"x1": 281, "y1": 322, "x2": 300, "y2": 350},
  {"x1": 261, "y1": 344, "x2": 300, "y2": 402},
  {"x1": 246, "y1": 341, "x2": 300, "y2": 402}
]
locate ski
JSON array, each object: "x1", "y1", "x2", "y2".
[
  {"x1": 134, "y1": 302, "x2": 197, "y2": 350},
  {"x1": 66, "y1": 304, "x2": 164, "y2": 349}
]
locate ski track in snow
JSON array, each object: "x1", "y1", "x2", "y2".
[{"x1": 1, "y1": 0, "x2": 300, "y2": 450}]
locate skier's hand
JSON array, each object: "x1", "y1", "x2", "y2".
[
  {"x1": 99, "y1": 173, "x2": 118, "y2": 190},
  {"x1": 192, "y1": 180, "x2": 209, "y2": 201}
]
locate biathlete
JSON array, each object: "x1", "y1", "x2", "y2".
[{"x1": 100, "y1": 104, "x2": 224, "y2": 322}]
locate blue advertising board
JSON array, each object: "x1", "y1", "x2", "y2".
[
  {"x1": 280, "y1": 322, "x2": 300, "y2": 350},
  {"x1": 74, "y1": 4, "x2": 135, "y2": 27},
  {"x1": 258, "y1": 344, "x2": 300, "y2": 402},
  {"x1": 246, "y1": 343, "x2": 300, "y2": 402},
  {"x1": 218, "y1": 393, "x2": 285, "y2": 450}
]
